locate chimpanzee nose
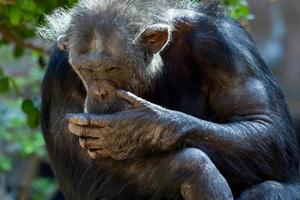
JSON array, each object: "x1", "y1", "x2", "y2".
[
  {"x1": 89, "y1": 81, "x2": 116, "y2": 102},
  {"x1": 95, "y1": 88, "x2": 108, "y2": 101}
]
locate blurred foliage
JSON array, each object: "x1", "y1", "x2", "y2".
[
  {"x1": 0, "y1": 0, "x2": 77, "y2": 199},
  {"x1": 192, "y1": 0, "x2": 252, "y2": 20},
  {"x1": 32, "y1": 178, "x2": 57, "y2": 200},
  {"x1": 222, "y1": 0, "x2": 253, "y2": 20},
  {"x1": 0, "y1": 154, "x2": 12, "y2": 172},
  {"x1": 0, "y1": 0, "x2": 251, "y2": 199}
]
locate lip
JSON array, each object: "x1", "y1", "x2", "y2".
[
  {"x1": 103, "y1": 79, "x2": 118, "y2": 88},
  {"x1": 88, "y1": 80, "x2": 118, "y2": 102},
  {"x1": 85, "y1": 79, "x2": 118, "y2": 90}
]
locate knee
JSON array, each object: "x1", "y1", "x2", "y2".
[
  {"x1": 238, "y1": 181, "x2": 286, "y2": 200},
  {"x1": 259, "y1": 181, "x2": 284, "y2": 190},
  {"x1": 171, "y1": 148, "x2": 213, "y2": 172}
]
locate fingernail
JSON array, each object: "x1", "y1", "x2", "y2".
[
  {"x1": 76, "y1": 115, "x2": 89, "y2": 125},
  {"x1": 67, "y1": 114, "x2": 89, "y2": 125},
  {"x1": 65, "y1": 114, "x2": 73, "y2": 120}
]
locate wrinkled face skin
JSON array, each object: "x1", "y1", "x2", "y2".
[{"x1": 65, "y1": 17, "x2": 170, "y2": 114}]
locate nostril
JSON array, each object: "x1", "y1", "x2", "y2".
[
  {"x1": 89, "y1": 81, "x2": 116, "y2": 102},
  {"x1": 94, "y1": 89, "x2": 107, "y2": 100},
  {"x1": 99, "y1": 90, "x2": 107, "y2": 100}
]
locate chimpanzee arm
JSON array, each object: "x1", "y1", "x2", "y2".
[
  {"x1": 179, "y1": 18, "x2": 299, "y2": 182},
  {"x1": 180, "y1": 78, "x2": 293, "y2": 174}
]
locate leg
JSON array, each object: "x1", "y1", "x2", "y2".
[
  {"x1": 174, "y1": 148, "x2": 233, "y2": 200},
  {"x1": 238, "y1": 181, "x2": 300, "y2": 200},
  {"x1": 124, "y1": 148, "x2": 233, "y2": 200}
]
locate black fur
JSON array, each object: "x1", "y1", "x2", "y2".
[{"x1": 41, "y1": 1, "x2": 300, "y2": 199}]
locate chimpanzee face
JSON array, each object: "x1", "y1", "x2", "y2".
[
  {"x1": 60, "y1": 14, "x2": 170, "y2": 113},
  {"x1": 68, "y1": 24, "x2": 137, "y2": 94}
]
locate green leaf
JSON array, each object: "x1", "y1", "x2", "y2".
[
  {"x1": 32, "y1": 177, "x2": 56, "y2": 200},
  {"x1": 13, "y1": 46, "x2": 25, "y2": 58},
  {"x1": 223, "y1": 0, "x2": 239, "y2": 5},
  {"x1": 220, "y1": 0, "x2": 252, "y2": 20},
  {"x1": 0, "y1": 67, "x2": 4, "y2": 78},
  {"x1": 23, "y1": 12, "x2": 34, "y2": 21},
  {"x1": 21, "y1": 99, "x2": 34, "y2": 113},
  {"x1": 67, "y1": 0, "x2": 78, "y2": 6},
  {"x1": 0, "y1": 77, "x2": 10, "y2": 93},
  {"x1": 0, "y1": 155, "x2": 12, "y2": 172},
  {"x1": 9, "y1": 7, "x2": 22, "y2": 26},
  {"x1": 8, "y1": 77, "x2": 19, "y2": 92},
  {"x1": 27, "y1": 107, "x2": 40, "y2": 129},
  {"x1": 18, "y1": 0, "x2": 37, "y2": 12}
]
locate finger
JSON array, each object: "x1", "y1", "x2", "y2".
[
  {"x1": 116, "y1": 90, "x2": 144, "y2": 108},
  {"x1": 69, "y1": 123, "x2": 105, "y2": 137},
  {"x1": 88, "y1": 149, "x2": 111, "y2": 159},
  {"x1": 66, "y1": 113, "x2": 111, "y2": 127},
  {"x1": 87, "y1": 150, "x2": 99, "y2": 159},
  {"x1": 95, "y1": 149, "x2": 111, "y2": 158},
  {"x1": 79, "y1": 137, "x2": 105, "y2": 149},
  {"x1": 66, "y1": 113, "x2": 89, "y2": 125}
]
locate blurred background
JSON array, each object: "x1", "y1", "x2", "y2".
[{"x1": 0, "y1": 0, "x2": 299, "y2": 199}]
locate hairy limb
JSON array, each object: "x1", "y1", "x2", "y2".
[
  {"x1": 237, "y1": 181, "x2": 300, "y2": 200},
  {"x1": 67, "y1": 84, "x2": 295, "y2": 183},
  {"x1": 67, "y1": 91, "x2": 184, "y2": 160},
  {"x1": 117, "y1": 148, "x2": 233, "y2": 200},
  {"x1": 177, "y1": 148, "x2": 233, "y2": 200},
  {"x1": 68, "y1": 89, "x2": 260, "y2": 160}
]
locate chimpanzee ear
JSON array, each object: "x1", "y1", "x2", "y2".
[
  {"x1": 136, "y1": 24, "x2": 170, "y2": 54},
  {"x1": 57, "y1": 35, "x2": 69, "y2": 51}
]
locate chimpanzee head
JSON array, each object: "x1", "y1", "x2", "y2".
[
  {"x1": 41, "y1": 0, "x2": 174, "y2": 113},
  {"x1": 66, "y1": 21, "x2": 171, "y2": 96},
  {"x1": 68, "y1": 21, "x2": 171, "y2": 113}
]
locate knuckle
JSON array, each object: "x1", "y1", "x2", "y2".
[
  {"x1": 68, "y1": 123, "x2": 83, "y2": 136},
  {"x1": 102, "y1": 121, "x2": 109, "y2": 127},
  {"x1": 108, "y1": 122, "x2": 114, "y2": 128},
  {"x1": 79, "y1": 138, "x2": 89, "y2": 148},
  {"x1": 96, "y1": 149, "x2": 111, "y2": 158},
  {"x1": 68, "y1": 123, "x2": 74, "y2": 132},
  {"x1": 70, "y1": 114, "x2": 89, "y2": 125},
  {"x1": 88, "y1": 150, "x2": 98, "y2": 159},
  {"x1": 78, "y1": 126, "x2": 85, "y2": 137}
]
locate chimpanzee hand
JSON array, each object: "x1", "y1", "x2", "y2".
[{"x1": 66, "y1": 91, "x2": 192, "y2": 160}]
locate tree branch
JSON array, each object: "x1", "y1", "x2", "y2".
[
  {"x1": 17, "y1": 156, "x2": 40, "y2": 200},
  {"x1": 0, "y1": 0, "x2": 15, "y2": 5},
  {"x1": 0, "y1": 26, "x2": 45, "y2": 53},
  {"x1": 0, "y1": 0, "x2": 16, "y2": 6}
]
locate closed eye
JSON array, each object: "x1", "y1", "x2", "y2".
[{"x1": 104, "y1": 67, "x2": 121, "y2": 72}]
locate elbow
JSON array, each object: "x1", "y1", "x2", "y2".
[{"x1": 244, "y1": 119, "x2": 298, "y2": 169}]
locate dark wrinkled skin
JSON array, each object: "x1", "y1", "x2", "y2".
[
  {"x1": 41, "y1": 1, "x2": 300, "y2": 200},
  {"x1": 67, "y1": 90, "x2": 202, "y2": 160}
]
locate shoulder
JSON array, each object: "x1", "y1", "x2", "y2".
[
  {"x1": 164, "y1": 7, "x2": 233, "y2": 54},
  {"x1": 162, "y1": 8, "x2": 278, "y2": 86},
  {"x1": 43, "y1": 47, "x2": 83, "y2": 94},
  {"x1": 42, "y1": 48, "x2": 85, "y2": 106},
  {"x1": 166, "y1": 6, "x2": 254, "y2": 55},
  {"x1": 162, "y1": 8, "x2": 234, "y2": 71}
]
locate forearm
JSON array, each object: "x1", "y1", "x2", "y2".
[
  {"x1": 173, "y1": 111, "x2": 276, "y2": 154},
  {"x1": 174, "y1": 111, "x2": 300, "y2": 181}
]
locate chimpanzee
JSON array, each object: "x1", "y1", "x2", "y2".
[{"x1": 39, "y1": 0, "x2": 300, "y2": 199}]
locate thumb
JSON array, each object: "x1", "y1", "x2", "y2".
[{"x1": 116, "y1": 90, "x2": 145, "y2": 108}]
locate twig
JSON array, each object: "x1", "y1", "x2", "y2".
[
  {"x1": 0, "y1": 26, "x2": 45, "y2": 53},
  {"x1": 17, "y1": 155, "x2": 40, "y2": 200},
  {"x1": 0, "y1": 0, "x2": 15, "y2": 5}
]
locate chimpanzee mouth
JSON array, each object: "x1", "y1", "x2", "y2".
[
  {"x1": 84, "y1": 80, "x2": 130, "y2": 114},
  {"x1": 102, "y1": 79, "x2": 118, "y2": 89}
]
